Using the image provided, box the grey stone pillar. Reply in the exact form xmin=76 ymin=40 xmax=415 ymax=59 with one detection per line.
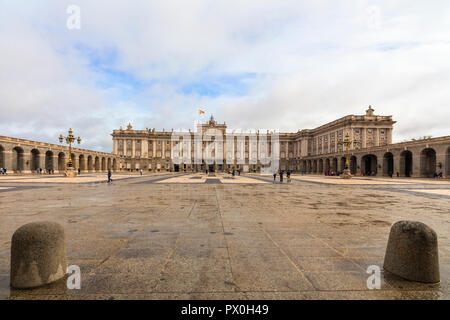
xmin=11 ymin=222 xmax=67 ymax=288
xmin=384 ymin=221 xmax=440 ymax=283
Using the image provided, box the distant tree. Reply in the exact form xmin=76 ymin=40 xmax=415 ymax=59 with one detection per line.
xmin=404 ymin=135 xmax=432 ymax=142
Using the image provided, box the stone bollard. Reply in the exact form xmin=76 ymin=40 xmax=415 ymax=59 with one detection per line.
xmin=11 ymin=222 xmax=67 ymax=289
xmin=383 ymin=221 xmax=439 ymax=283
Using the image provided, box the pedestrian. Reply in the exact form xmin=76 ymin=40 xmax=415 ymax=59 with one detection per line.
xmin=273 ymin=172 xmax=276 ymax=181
xmin=107 ymin=169 xmax=112 ymax=183
xmin=232 ymin=169 xmax=235 ymax=178
xmin=279 ymin=170 xmax=283 ymax=182
xmin=287 ymin=170 xmax=291 ymax=183
xmin=78 ymin=168 xmax=81 ymax=175
xmin=140 ymin=169 xmax=143 ymax=175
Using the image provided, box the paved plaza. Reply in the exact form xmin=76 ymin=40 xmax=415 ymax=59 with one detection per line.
xmin=0 ymin=173 xmax=449 ymax=300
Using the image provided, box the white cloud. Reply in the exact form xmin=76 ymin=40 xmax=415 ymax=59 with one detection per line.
xmin=0 ymin=0 xmax=449 ymax=152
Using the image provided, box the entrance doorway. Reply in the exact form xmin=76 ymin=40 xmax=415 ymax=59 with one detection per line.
xmin=400 ymin=150 xmax=413 ymax=177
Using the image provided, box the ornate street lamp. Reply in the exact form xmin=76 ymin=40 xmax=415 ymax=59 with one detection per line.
xmin=338 ymin=132 xmax=358 ymax=179
xmin=59 ymin=128 xmax=81 ymax=177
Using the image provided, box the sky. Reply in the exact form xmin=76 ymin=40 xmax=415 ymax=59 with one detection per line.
xmin=1 ymin=1 xmax=450 ymax=152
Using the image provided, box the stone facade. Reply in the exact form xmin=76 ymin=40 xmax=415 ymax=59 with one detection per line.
xmin=0 ymin=136 xmax=120 ymax=174
xmin=111 ymin=106 xmax=450 ymax=178
xmin=112 ymin=106 xmax=450 ymax=177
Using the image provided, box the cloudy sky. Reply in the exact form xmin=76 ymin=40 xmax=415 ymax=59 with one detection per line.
xmin=1 ymin=1 xmax=449 ymax=152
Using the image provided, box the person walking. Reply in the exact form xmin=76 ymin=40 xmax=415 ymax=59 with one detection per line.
xmin=287 ymin=170 xmax=291 ymax=183
xmin=273 ymin=172 xmax=276 ymax=181
xmin=232 ymin=169 xmax=235 ymax=178
xmin=279 ymin=170 xmax=284 ymax=182
xmin=140 ymin=169 xmax=143 ymax=176
xmin=107 ymin=170 xmax=112 ymax=183
xmin=78 ymin=168 xmax=81 ymax=175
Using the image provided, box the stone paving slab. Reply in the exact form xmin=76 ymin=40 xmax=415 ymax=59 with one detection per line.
xmin=0 ymin=174 xmax=142 ymax=184
xmin=0 ymin=173 xmax=449 ymax=300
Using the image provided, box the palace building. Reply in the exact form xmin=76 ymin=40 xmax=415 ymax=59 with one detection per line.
xmin=111 ymin=106 xmax=450 ymax=177
xmin=1 ymin=106 xmax=449 ymax=177
xmin=111 ymin=106 xmax=427 ymax=174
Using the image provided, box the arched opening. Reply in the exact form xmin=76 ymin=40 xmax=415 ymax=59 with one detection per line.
xmin=79 ymin=155 xmax=85 ymax=171
xmin=340 ymin=157 xmax=346 ymax=172
xmin=45 ymin=151 xmax=53 ymax=173
xmin=71 ymin=153 xmax=76 ymax=169
xmin=95 ymin=156 xmax=100 ymax=171
xmin=420 ymin=148 xmax=436 ymax=178
xmin=30 ymin=149 xmax=40 ymax=171
xmin=107 ymin=158 xmax=111 ymax=170
xmin=383 ymin=152 xmax=394 ymax=176
xmin=332 ymin=158 xmax=338 ymax=172
xmin=350 ymin=156 xmax=357 ymax=174
xmin=101 ymin=157 xmax=106 ymax=171
xmin=12 ymin=147 xmax=24 ymax=172
xmin=446 ymin=147 xmax=450 ymax=177
xmin=325 ymin=158 xmax=331 ymax=173
xmin=307 ymin=160 xmax=311 ymax=173
xmin=312 ymin=160 xmax=317 ymax=173
xmin=113 ymin=158 xmax=117 ymax=171
xmin=87 ymin=156 xmax=93 ymax=172
xmin=362 ymin=154 xmax=377 ymax=176
xmin=58 ymin=152 xmax=66 ymax=171
xmin=0 ymin=145 xmax=4 ymax=168
xmin=318 ymin=159 xmax=323 ymax=173
xmin=400 ymin=150 xmax=413 ymax=177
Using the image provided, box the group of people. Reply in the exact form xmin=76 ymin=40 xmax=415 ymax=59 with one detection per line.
xmin=434 ymin=171 xmax=443 ymax=179
xmin=0 ymin=168 xmax=7 ymax=175
xmin=35 ymin=168 xmax=55 ymax=174
xmin=324 ymin=170 xmax=340 ymax=176
xmin=230 ymin=169 xmax=240 ymax=177
xmin=273 ymin=170 xmax=291 ymax=183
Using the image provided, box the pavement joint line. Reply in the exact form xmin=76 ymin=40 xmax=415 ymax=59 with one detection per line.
xmin=259 ymin=227 xmax=316 ymax=290
xmin=213 ymin=185 xmax=243 ymax=295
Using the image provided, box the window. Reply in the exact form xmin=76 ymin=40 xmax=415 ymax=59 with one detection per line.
xmin=355 ymin=128 xmax=360 ymax=133
xmin=166 ymin=141 xmax=170 ymax=145
xmin=380 ymin=129 xmax=385 ymax=134
xmin=368 ymin=129 xmax=373 ymax=134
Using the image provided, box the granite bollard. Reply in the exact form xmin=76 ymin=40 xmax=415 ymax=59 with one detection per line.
xmin=11 ymin=222 xmax=67 ymax=289
xmin=383 ymin=220 xmax=439 ymax=283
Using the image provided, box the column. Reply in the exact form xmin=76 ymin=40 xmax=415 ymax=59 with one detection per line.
xmin=374 ymin=128 xmax=379 ymax=147
xmin=162 ymin=140 xmax=166 ymax=159
xmin=393 ymin=154 xmax=400 ymax=177
xmin=38 ymin=153 xmax=46 ymax=171
xmin=285 ymin=142 xmax=289 ymax=160
xmin=335 ymin=132 xmax=338 ymax=153
xmin=387 ymin=128 xmax=393 ymax=144
xmin=361 ymin=128 xmax=366 ymax=149
xmin=113 ymin=139 xmax=118 ymax=154
xmin=82 ymin=157 xmax=88 ymax=173
xmin=4 ymin=150 xmax=12 ymax=171
xmin=153 ymin=140 xmax=156 ymax=158
xmin=22 ymin=152 xmax=31 ymax=174
xmin=142 ymin=139 xmax=148 ymax=158
xmin=123 ymin=141 xmax=127 ymax=157
xmin=52 ymin=155 xmax=59 ymax=172
xmin=132 ymin=139 xmax=136 ymax=158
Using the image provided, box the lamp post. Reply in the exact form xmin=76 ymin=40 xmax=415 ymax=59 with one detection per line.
xmin=59 ymin=128 xmax=81 ymax=177
xmin=338 ymin=132 xmax=358 ymax=179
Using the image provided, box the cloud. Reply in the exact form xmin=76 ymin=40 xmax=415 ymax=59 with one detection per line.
xmin=0 ymin=1 xmax=449 ymax=152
